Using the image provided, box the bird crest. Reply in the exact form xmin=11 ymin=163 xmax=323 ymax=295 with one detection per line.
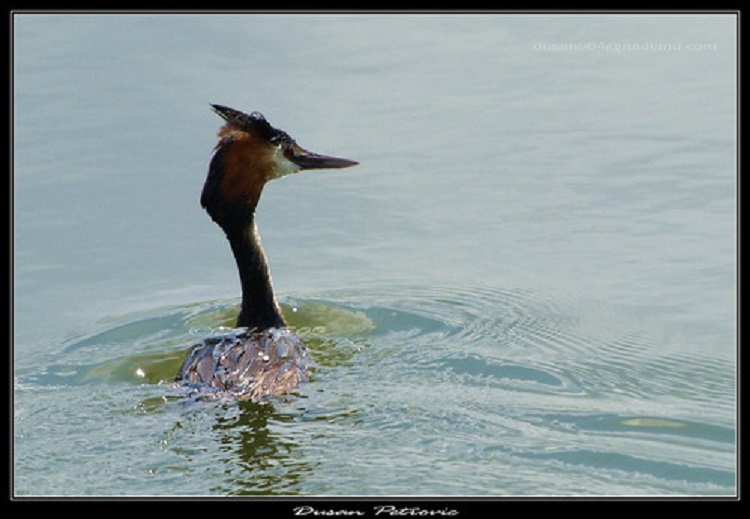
xmin=210 ymin=104 xmax=293 ymax=145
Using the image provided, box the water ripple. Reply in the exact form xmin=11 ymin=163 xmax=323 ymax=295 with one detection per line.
xmin=16 ymin=283 xmax=736 ymax=496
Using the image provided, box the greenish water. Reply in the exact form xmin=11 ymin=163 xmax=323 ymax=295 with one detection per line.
xmin=13 ymin=13 xmax=736 ymax=497
xmin=14 ymin=286 xmax=736 ymax=496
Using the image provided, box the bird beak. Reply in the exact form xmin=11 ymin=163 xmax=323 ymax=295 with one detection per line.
xmin=290 ymin=147 xmax=359 ymax=170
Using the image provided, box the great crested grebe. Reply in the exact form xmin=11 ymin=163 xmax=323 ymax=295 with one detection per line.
xmin=176 ymin=104 xmax=358 ymax=401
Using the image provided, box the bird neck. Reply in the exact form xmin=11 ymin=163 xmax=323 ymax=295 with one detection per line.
xmin=201 ymin=140 xmax=287 ymax=330
xmin=224 ymin=213 xmax=287 ymax=330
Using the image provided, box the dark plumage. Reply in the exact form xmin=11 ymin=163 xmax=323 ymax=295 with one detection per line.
xmin=176 ymin=105 xmax=358 ymax=401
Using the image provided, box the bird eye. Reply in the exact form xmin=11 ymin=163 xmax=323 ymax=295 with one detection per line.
xmin=283 ymin=147 xmax=294 ymax=159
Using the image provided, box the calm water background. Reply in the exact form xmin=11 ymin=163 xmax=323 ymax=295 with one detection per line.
xmin=13 ymin=13 xmax=736 ymax=497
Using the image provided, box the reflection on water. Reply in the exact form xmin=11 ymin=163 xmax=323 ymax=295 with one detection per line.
xmin=211 ymin=402 xmax=307 ymax=496
xmin=14 ymin=285 xmax=736 ymax=495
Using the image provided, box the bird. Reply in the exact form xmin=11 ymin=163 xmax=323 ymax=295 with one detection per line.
xmin=176 ymin=104 xmax=358 ymax=401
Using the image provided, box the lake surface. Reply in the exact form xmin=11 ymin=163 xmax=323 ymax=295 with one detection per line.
xmin=13 ymin=13 xmax=737 ymax=498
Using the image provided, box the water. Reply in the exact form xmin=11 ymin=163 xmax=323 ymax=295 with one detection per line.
xmin=13 ymin=13 xmax=736 ymax=497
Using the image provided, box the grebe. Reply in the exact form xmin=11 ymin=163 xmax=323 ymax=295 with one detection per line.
xmin=176 ymin=104 xmax=358 ymax=401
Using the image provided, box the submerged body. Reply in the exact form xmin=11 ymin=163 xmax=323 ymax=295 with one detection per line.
xmin=179 ymin=327 xmax=309 ymax=401
xmin=176 ymin=105 xmax=357 ymax=401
